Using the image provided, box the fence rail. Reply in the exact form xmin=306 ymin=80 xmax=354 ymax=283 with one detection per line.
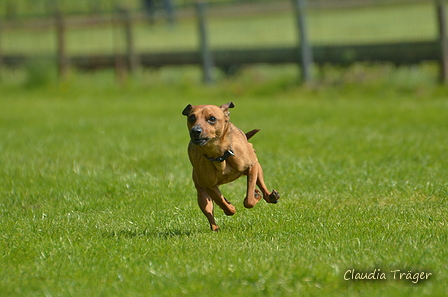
xmin=3 ymin=41 xmax=440 ymax=67
xmin=0 ymin=0 xmax=435 ymax=19
xmin=0 ymin=0 xmax=447 ymax=84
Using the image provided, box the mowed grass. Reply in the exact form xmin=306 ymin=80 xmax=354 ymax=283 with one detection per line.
xmin=0 ymin=66 xmax=448 ymax=296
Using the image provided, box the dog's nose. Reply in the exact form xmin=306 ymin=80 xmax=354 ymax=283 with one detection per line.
xmin=190 ymin=125 xmax=202 ymax=137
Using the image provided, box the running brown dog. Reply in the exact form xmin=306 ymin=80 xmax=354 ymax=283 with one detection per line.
xmin=182 ymin=102 xmax=280 ymax=231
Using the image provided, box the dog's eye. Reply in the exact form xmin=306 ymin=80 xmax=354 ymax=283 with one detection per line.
xmin=208 ymin=116 xmax=216 ymax=124
xmin=188 ymin=115 xmax=196 ymax=123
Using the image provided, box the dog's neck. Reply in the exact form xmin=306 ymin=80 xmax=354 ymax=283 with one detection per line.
xmin=204 ymin=149 xmax=234 ymax=162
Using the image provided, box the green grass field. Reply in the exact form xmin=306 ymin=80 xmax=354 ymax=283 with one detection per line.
xmin=0 ymin=65 xmax=447 ymax=296
xmin=2 ymin=2 xmax=437 ymax=55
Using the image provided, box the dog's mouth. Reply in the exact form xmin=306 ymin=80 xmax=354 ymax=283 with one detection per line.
xmin=191 ymin=137 xmax=210 ymax=146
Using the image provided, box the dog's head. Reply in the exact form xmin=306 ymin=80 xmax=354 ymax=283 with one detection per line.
xmin=182 ymin=102 xmax=234 ymax=146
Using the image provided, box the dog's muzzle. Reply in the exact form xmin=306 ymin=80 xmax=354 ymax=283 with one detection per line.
xmin=190 ymin=125 xmax=209 ymax=146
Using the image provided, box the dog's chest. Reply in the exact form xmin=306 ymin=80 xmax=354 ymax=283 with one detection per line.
xmin=194 ymin=158 xmax=245 ymax=187
xmin=212 ymin=160 xmax=233 ymax=175
xmin=215 ymin=161 xmax=245 ymax=185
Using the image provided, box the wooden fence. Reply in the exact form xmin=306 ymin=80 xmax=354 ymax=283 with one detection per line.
xmin=1 ymin=0 xmax=448 ymax=84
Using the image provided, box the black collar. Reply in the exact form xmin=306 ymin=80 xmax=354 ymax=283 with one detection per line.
xmin=205 ymin=149 xmax=235 ymax=162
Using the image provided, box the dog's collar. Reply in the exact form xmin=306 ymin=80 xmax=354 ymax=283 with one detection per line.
xmin=204 ymin=149 xmax=235 ymax=162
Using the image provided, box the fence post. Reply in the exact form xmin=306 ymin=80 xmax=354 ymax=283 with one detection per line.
xmin=55 ymin=11 xmax=69 ymax=80
xmin=437 ymin=0 xmax=448 ymax=84
xmin=293 ymin=0 xmax=313 ymax=84
xmin=112 ymin=7 xmax=127 ymax=84
xmin=121 ymin=8 xmax=139 ymax=76
xmin=197 ymin=1 xmax=214 ymax=84
xmin=0 ymin=20 xmax=3 ymax=80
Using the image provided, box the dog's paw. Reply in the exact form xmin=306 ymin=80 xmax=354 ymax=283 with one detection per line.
xmin=268 ymin=190 xmax=280 ymax=204
xmin=254 ymin=189 xmax=262 ymax=201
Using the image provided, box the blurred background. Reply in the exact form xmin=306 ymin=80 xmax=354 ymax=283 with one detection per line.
xmin=0 ymin=0 xmax=443 ymax=84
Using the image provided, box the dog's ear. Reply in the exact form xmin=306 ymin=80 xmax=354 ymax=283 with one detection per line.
xmin=182 ymin=104 xmax=194 ymax=116
xmin=220 ymin=102 xmax=235 ymax=111
xmin=220 ymin=102 xmax=234 ymax=118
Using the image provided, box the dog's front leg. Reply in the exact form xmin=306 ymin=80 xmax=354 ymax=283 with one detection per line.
xmin=244 ymin=163 xmax=263 ymax=208
xmin=204 ymin=186 xmax=236 ymax=217
xmin=245 ymin=162 xmax=280 ymax=207
xmin=195 ymin=183 xmax=219 ymax=231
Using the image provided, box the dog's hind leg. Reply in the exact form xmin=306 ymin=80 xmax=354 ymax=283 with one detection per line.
xmin=253 ymin=162 xmax=280 ymax=204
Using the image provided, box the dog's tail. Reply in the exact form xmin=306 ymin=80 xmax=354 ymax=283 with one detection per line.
xmin=245 ymin=129 xmax=260 ymax=140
